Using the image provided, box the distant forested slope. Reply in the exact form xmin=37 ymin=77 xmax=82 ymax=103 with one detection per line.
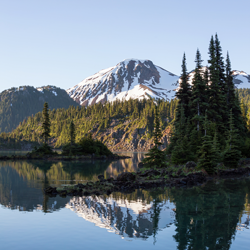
xmin=238 ymin=88 xmax=250 ymax=108
xmin=5 ymin=98 xmax=178 ymax=150
xmin=0 ymin=85 xmax=79 ymax=133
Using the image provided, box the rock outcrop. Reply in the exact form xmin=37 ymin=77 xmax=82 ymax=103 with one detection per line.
xmin=89 ymin=118 xmax=171 ymax=152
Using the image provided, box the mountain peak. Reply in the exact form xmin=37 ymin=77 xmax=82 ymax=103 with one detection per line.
xmin=67 ymin=59 xmax=179 ymax=106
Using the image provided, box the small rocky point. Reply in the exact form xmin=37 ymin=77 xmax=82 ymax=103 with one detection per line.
xmin=44 ymin=166 xmax=250 ymax=197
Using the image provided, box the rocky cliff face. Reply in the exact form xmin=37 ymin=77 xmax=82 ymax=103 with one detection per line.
xmin=67 ymin=59 xmax=179 ymax=106
xmin=89 ymin=118 xmax=171 ymax=152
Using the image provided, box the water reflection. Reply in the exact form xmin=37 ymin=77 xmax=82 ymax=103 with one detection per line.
xmin=0 ymin=155 xmax=250 ymax=249
xmin=0 ymin=153 xmax=142 ymax=212
xmin=66 ymin=189 xmax=175 ymax=240
xmin=65 ymin=179 xmax=250 ymax=249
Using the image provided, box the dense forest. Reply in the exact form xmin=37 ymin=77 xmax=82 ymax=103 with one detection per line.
xmin=0 ymin=98 xmax=178 ymax=149
xmin=168 ymin=34 xmax=250 ymax=172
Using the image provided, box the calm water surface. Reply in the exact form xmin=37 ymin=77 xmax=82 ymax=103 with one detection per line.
xmin=0 ymin=152 xmax=250 ymax=250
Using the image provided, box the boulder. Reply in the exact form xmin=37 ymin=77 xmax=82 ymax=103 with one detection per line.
xmin=107 ymin=177 xmax=114 ymax=182
xmin=44 ymin=186 xmax=57 ymax=194
xmin=116 ymin=172 xmax=136 ymax=182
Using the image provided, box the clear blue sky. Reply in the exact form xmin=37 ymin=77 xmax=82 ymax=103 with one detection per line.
xmin=0 ymin=0 xmax=249 ymax=92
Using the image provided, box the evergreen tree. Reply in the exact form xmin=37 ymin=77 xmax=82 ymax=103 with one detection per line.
xmin=41 ymin=102 xmax=50 ymax=144
xmin=197 ymin=116 xmax=220 ymax=174
xmin=207 ymin=35 xmax=227 ymax=133
xmin=170 ymin=105 xmax=195 ymax=163
xmin=223 ymin=109 xmax=241 ymax=168
xmin=190 ymin=49 xmax=208 ymax=131
xmin=171 ymin=135 xmax=194 ymax=164
xmin=175 ymin=53 xmax=191 ymax=120
xmin=168 ymin=54 xmax=191 ymax=153
xmin=69 ymin=120 xmax=76 ymax=145
xmin=142 ymin=107 xmax=166 ymax=168
xmin=225 ymin=53 xmax=246 ymax=138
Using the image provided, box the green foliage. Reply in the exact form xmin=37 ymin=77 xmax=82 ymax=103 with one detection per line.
xmin=190 ymin=49 xmax=208 ymax=130
xmin=171 ymin=135 xmax=195 ymax=164
xmin=30 ymin=143 xmax=57 ymax=156
xmin=223 ymin=110 xmax=241 ymax=168
xmin=241 ymin=137 xmax=250 ymax=158
xmin=197 ymin=134 xmax=220 ymax=174
xmin=69 ymin=121 xmax=76 ymax=145
xmin=142 ymin=107 xmax=167 ymax=168
xmin=2 ymin=98 xmax=178 ymax=149
xmin=62 ymin=134 xmax=112 ymax=156
xmin=169 ymin=34 xmax=248 ymax=173
xmin=41 ymin=102 xmax=50 ymax=144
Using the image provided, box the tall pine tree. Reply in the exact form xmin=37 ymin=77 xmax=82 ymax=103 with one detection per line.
xmin=41 ymin=102 xmax=51 ymax=144
xmin=223 ymin=109 xmax=241 ymax=168
xmin=175 ymin=53 xmax=191 ymax=120
xmin=190 ymin=49 xmax=208 ymax=131
xmin=207 ymin=35 xmax=227 ymax=133
xmin=69 ymin=120 xmax=76 ymax=145
xmin=143 ymin=106 xmax=166 ymax=168
xmin=225 ymin=52 xmax=246 ymax=138
xmin=168 ymin=54 xmax=191 ymax=154
xmin=197 ymin=115 xmax=220 ymax=174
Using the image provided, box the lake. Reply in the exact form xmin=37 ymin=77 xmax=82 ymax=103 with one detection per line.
xmin=0 ymin=152 xmax=250 ymax=250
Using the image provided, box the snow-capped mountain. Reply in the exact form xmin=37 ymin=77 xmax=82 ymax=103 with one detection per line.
xmin=232 ymin=70 xmax=250 ymax=88
xmin=67 ymin=60 xmax=250 ymax=106
xmin=66 ymin=195 xmax=175 ymax=239
xmin=186 ymin=67 xmax=250 ymax=88
xmin=67 ymin=59 xmax=179 ymax=106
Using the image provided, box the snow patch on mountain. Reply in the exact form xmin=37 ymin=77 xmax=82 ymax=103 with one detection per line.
xmin=66 ymin=195 xmax=175 ymax=239
xmin=52 ymin=90 xmax=57 ymax=96
xmin=67 ymin=59 xmax=179 ymax=106
xmin=232 ymin=70 xmax=250 ymax=88
xmin=185 ymin=68 xmax=250 ymax=89
xmin=67 ymin=60 xmax=250 ymax=106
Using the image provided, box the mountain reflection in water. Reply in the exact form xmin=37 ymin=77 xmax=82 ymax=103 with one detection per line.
xmin=0 ymin=154 xmax=250 ymax=249
xmin=66 ymin=190 xmax=175 ymax=239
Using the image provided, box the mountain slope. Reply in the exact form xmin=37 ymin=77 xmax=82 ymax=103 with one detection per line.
xmin=67 ymin=60 xmax=250 ymax=107
xmin=67 ymin=59 xmax=179 ymax=106
xmin=186 ymin=67 xmax=250 ymax=88
xmin=232 ymin=70 xmax=250 ymax=88
xmin=6 ymin=98 xmax=177 ymax=150
xmin=0 ymin=85 xmax=79 ymax=133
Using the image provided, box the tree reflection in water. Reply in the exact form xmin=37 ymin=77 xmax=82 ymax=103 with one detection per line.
xmin=66 ymin=179 xmax=250 ymax=249
xmin=171 ymin=179 xmax=250 ymax=250
xmin=0 ymin=159 xmax=250 ymax=249
xmin=0 ymin=155 xmax=141 ymax=212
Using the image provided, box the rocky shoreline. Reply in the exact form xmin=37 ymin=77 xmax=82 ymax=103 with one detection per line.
xmin=44 ymin=165 xmax=250 ymax=197
xmin=0 ymin=154 xmax=130 ymax=161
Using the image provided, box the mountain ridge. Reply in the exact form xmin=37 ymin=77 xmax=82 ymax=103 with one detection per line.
xmin=67 ymin=59 xmax=250 ymax=106
xmin=0 ymin=85 xmax=79 ymax=133
xmin=67 ymin=59 xmax=180 ymax=106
